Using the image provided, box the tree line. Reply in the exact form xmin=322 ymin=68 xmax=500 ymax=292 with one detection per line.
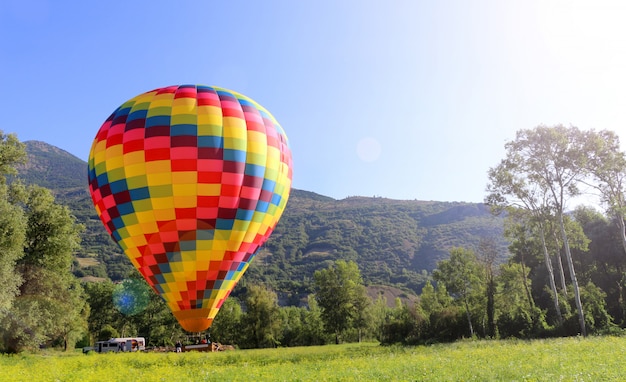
xmin=484 ymin=125 xmax=626 ymax=337
xmin=83 ymin=260 xmax=371 ymax=349
xmin=381 ymin=125 xmax=626 ymax=343
xmin=0 ymin=133 xmax=86 ymax=353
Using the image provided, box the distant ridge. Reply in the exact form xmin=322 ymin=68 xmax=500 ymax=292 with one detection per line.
xmin=19 ymin=140 xmax=86 ymax=190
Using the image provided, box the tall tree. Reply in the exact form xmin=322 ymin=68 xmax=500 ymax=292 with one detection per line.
xmin=300 ymin=294 xmax=327 ymax=346
xmin=210 ymin=297 xmax=242 ymax=345
xmin=55 ymin=277 xmax=89 ymax=351
xmin=503 ymin=223 xmax=538 ymax=316
xmin=496 ymin=261 xmax=543 ymax=338
xmin=351 ymin=283 xmax=372 ymax=343
xmin=420 ymin=280 xmax=452 ymax=316
xmin=0 ymin=184 xmax=26 ymax=320
xmin=572 ymin=206 xmax=625 ymax=324
xmin=489 ymin=125 xmax=593 ymax=336
xmin=0 ymin=131 xmax=26 ymax=184
xmin=477 ymin=237 xmax=499 ymax=337
xmin=279 ymin=306 xmax=305 ymax=347
xmin=584 ymin=129 xmax=626 ymax=254
xmin=242 ymin=285 xmax=281 ymax=348
xmin=0 ymin=135 xmax=28 ymax=352
xmin=3 ymin=185 xmax=86 ymax=352
xmin=371 ymin=294 xmax=390 ymax=343
xmin=83 ymin=281 xmax=121 ymax=341
xmin=487 ymin=152 xmax=564 ymax=324
xmin=314 ymin=260 xmax=369 ymax=344
xmin=523 ymin=126 xmax=592 ymax=335
xmin=433 ymin=247 xmax=483 ymax=337
xmin=0 ymin=132 xmax=26 ymax=323
xmin=21 ymin=186 xmax=84 ymax=272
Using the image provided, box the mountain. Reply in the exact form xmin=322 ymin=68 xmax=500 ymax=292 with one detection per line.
xmin=18 ymin=141 xmax=87 ymax=189
xmin=17 ymin=141 xmax=508 ymax=301
xmin=256 ymin=192 xmax=507 ymax=297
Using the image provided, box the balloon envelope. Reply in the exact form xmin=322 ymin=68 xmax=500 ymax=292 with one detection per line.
xmin=88 ymin=85 xmax=292 ymax=332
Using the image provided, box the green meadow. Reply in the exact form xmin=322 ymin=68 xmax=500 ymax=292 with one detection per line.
xmin=2 ymin=336 xmax=625 ymax=381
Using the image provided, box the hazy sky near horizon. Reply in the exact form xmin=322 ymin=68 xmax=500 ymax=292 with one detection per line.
xmin=2 ymin=0 xmax=626 ymax=203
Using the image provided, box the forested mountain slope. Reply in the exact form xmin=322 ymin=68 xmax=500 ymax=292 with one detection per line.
xmin=255 ymin=191 xmax=507 ymax=295
xmin=17 ymin=141 xmax=508 ymax=297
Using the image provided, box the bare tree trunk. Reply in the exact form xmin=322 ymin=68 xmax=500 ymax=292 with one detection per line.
xmin=540 ymin=226 xmax=563 ymax=324
xmin=558 ymin=211 xmax=587 ymax=336
xmin=616 ymin=216 xmax=626 ymax=255
xmin=486 ymin=276 xmax=496 ymax=337
xmin=553 ymin=232 xmax=568 ymax=295
xmin=519 ymin=247 xmax=536 ymax=310
xmin=463 ymin=296 xmax=474 ymax=337
xmin=478 ymin=237 xmax=498 ymax=338
xmin=557 ymin=250 xmax=568 ymax=295
xmin=617 ymin=279 xmax=625 ymax=325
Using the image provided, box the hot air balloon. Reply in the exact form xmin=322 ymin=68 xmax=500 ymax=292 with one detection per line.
xmin=87 ymin=85 xmax=292 ymax=332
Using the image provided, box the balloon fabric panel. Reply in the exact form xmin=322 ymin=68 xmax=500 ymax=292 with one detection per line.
xmin=88 ymin=85 xmax=292 ymax=332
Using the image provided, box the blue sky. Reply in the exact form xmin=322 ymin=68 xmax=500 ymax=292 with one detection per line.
xmin=2 ymin=0 xmax=626 ymax=203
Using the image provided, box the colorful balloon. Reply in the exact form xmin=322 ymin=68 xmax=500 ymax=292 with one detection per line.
xmin=88 ymin=85 xmax=292 ymax=332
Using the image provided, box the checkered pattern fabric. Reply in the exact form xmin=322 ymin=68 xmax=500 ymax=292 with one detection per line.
xmin=88 ymin=85 xmax=292 ymax=332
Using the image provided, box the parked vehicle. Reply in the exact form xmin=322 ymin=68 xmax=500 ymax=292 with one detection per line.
xmin=83 ymin=337 xmax=146 ymax=353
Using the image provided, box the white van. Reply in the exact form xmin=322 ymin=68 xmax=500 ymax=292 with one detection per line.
xmin=84 ymin=337 xmax=146 ymax=353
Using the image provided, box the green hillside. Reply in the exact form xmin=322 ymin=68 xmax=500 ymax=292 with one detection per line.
xmin=19 ymin=141 xmax=86 ymax=189
xmin=17 ymin=141 xmax=507 ymax=298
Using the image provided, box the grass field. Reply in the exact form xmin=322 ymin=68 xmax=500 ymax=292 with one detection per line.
xmin=1 ymin=336 xmax=626 ymax=381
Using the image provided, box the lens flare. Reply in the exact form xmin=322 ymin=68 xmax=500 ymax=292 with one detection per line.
xmin=112 ymin=279 xmax=151 ymax=316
